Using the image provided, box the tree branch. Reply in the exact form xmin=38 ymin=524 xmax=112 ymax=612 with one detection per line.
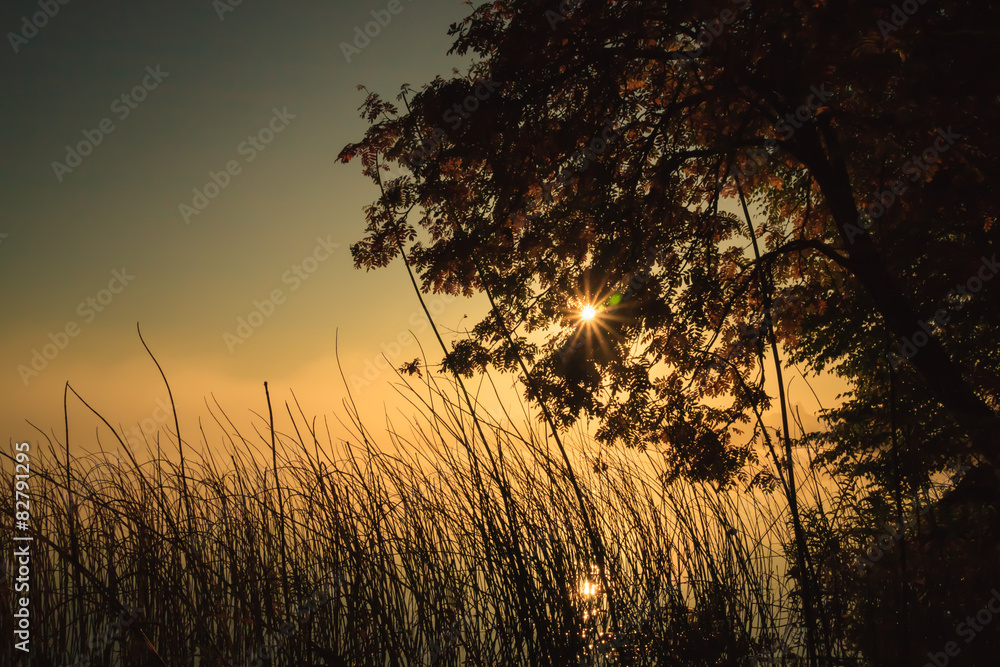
xmin=754 ymin=239 xmax=853 ymax=272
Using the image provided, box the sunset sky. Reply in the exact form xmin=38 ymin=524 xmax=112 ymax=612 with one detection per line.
xmin=1 ymin=0 xmax=838 ymax=462
xmin=1 ymin=0 xmax=494 ymax=458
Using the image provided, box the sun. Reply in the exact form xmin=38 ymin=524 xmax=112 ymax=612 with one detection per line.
xmin=580 ymin=305 xmax=597 ymax=321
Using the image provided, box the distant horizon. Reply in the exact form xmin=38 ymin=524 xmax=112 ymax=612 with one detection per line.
xmin=0 ymin=0 xmax=477 ymax=451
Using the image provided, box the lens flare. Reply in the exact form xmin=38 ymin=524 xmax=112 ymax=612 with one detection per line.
xmin=580 ymin=305 xmax=597 ymax=321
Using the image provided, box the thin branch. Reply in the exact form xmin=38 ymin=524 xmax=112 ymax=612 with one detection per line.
xmin=755 ymin=238 xmax=853 ymax=272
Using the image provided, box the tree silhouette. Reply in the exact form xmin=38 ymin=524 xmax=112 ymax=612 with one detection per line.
xmin=339 ymin=0 xmax=1000 ymax=492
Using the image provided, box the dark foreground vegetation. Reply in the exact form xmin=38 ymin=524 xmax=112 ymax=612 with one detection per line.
xmin=1 ymin=362 xmax=998 ymax=666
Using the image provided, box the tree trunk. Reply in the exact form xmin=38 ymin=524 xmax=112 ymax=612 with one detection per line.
xmin=795 ymin=122 xmax=998 ymax=464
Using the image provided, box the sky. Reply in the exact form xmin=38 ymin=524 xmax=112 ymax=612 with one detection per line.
xmin=0 ymin=0 xmax=840 ymax=468
xmin=0 ymin=0 xmax=492 ymax=461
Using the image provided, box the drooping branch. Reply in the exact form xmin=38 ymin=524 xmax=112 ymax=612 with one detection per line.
xmin=754 ymin=239 xmax=853 ymax=272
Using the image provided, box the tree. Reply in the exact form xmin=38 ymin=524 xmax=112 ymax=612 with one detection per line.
xmin=340 ymin=4 xmax=1000 ymax=663
xmin=340 ymin=0 xmax=1000 ymax=487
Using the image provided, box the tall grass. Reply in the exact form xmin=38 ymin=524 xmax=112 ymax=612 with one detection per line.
xmin=2 ymin=354 xmax=904 ymax=667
